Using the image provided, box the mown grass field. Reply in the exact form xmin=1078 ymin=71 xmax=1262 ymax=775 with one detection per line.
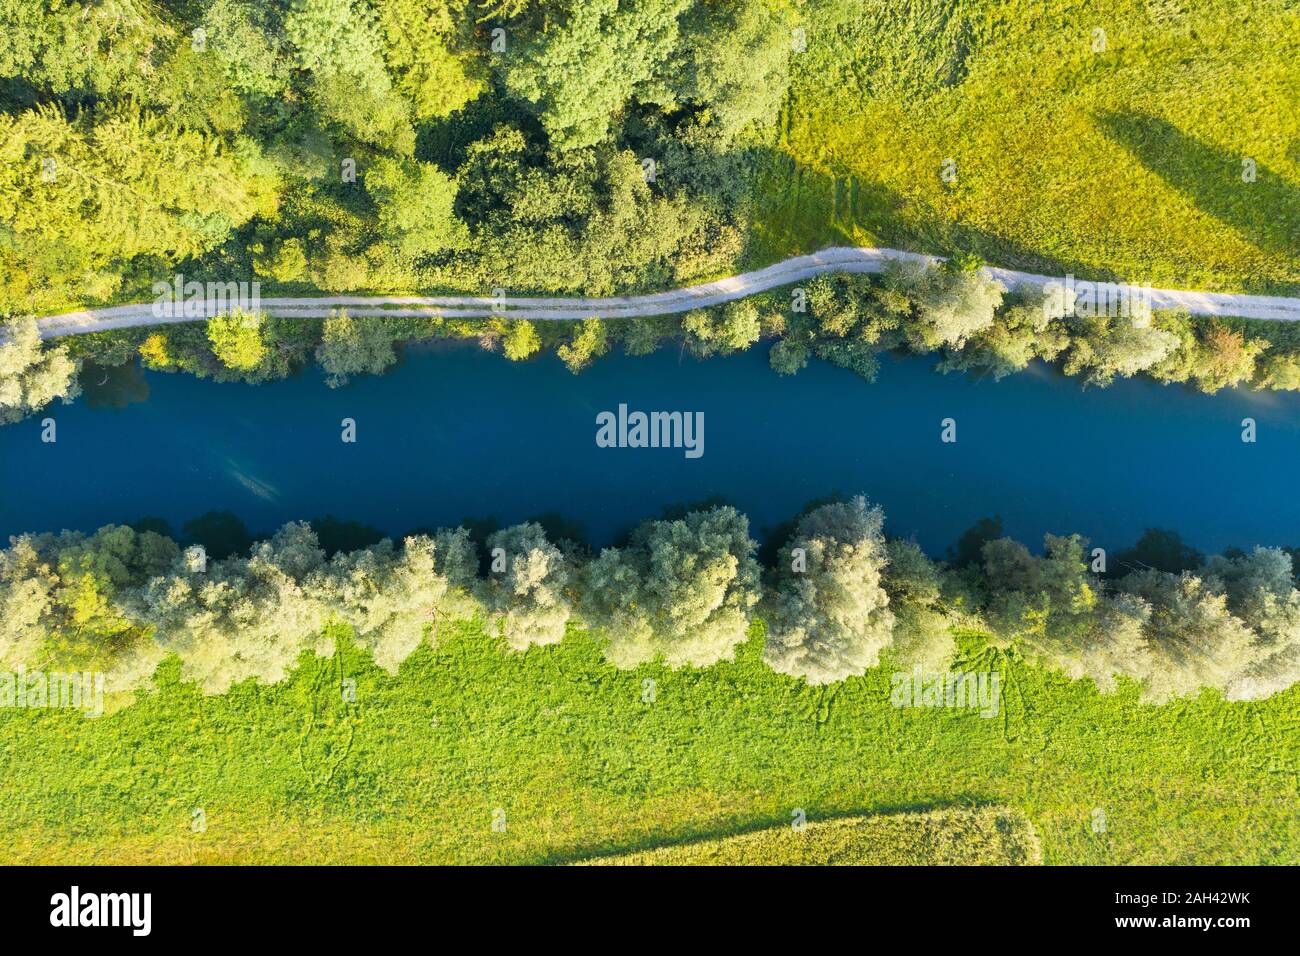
xmin=1 ymin=622 xmax=1295 ymax=865
xmin=750 ymin=0 xmax=1300 ymax=293
xmin=583 ymin=806 xmax=1042 ymax=865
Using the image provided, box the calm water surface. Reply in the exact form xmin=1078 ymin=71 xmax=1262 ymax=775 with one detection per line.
xmin=2 ymin=344 xmax=1297 ymax=555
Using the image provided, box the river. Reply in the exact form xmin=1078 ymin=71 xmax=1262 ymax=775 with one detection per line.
xmin=2 ymin=343 xmax=1297 ymax=557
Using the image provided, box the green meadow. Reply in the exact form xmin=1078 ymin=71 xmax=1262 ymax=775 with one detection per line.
xmin=1 ymin=623 xmax=1294 ymax=865
xmin=752 ymin=0 xmax=1300 ymax=292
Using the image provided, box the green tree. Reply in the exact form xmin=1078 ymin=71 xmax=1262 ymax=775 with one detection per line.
xmin=885 ymin=259 xmax=1004 ymax=351
xmin=315 ymin=311 xmax=399 ymax=387
xmin=373 ymin=0 xmax=485 ymax=120
xmin=1118 ymin=568 xmax=1259 ymax=702
xmin=139 ymin=522 xmax=333 ymax=694
xmin=557 ymin=317 xmax=608 ymax=373
xmin=981 ymin=534 xmax=1154 ymax=692
xmin=366 ymin=157 xmax=468 ymax=258
xmin=0 ymin=0 xmax=173 ymax=97
xmin=673 ymin=0 xmax=792 ymax=144
xmin=319 ymin=530 xmax=478 ymax=672
xmin=1061 ymin=314 xmax=1179 ymax=386
xmin=501 ymin=320 xmax=541 ymax=361
xmin=0 ymin=103 xmax=276 ymax=313
xmin=253 ymin=238 xmax=308 ymax=284
xmin=683 ymin=299 xmax=761 ymax=356
xmin=1257 ymin=350 xmax=1300 ymax=390
xmin=502 ymin=0 xmax=692 ymax=150
xmin=581 ymin=506 xmax=760 ymax=668
xmin=0 ymin=317 xmax=80 ymax=425
xmin=1205 ymin=548 xmax=1300 ymax=702
xmin=481 ymin=523 xmax=573 ymax=650
xmin=207 ymin=309 xmax=269 ymax=373
xmin=765 ymin=497 xmax=896 ymax=684
xmin=285 ymin=0 xmax=416 ymax=152
xmin=882 ymin=539 xmax=956 ymax=672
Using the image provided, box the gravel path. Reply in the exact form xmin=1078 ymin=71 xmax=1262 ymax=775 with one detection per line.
xmin=33 ymin=246 xmax=1300 ymax=340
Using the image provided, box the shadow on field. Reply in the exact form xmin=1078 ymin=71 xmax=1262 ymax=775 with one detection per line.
xmin=748 ymin=151 xmax=1124 ymax=280
xmin=1098 ymin=111 xmax=1300 ymax=259
xmin=536 ymin=797 xmax=995 ymax=866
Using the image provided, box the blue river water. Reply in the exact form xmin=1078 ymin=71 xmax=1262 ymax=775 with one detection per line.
xmin=2 ymin=343 xmax=1298 ymax=556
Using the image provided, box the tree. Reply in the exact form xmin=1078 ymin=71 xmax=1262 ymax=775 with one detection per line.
xmin=201 ymin=0 xmax=289 ymax=98
xmin=948 ymin=516 xmax=1003 ymax=568
xmin=284 ymin=0 xmax=416 ymax=152
xmin=557 ymin=318 xmax=608 ymax=373
xmin=1191 ymin=323 xmax=1266 ymax=393
xmin=580 ymin=506 xmax=760 ymax=668
xmin=501 ymin=320 xmax=541 ymax=361
xmin=0 ymin=535 xmax=54 ymax=671
xmin=981 ymin=534 xmax=1154 ymax=692
xmin=938 ymin=287 xmax=1071 ymax=380
xmin=885 ymin=259 xmax=1003 ymax=351
xmin=373 ymin=0 xmax=485 ymax=120
xmin=0 ymin=317 xmax=80 ymax=424
xmin=1061 ymin=313 xmax=1179 ymax=386
xmin=138 ymin=522 xmax=333 ymax=694
xmin=0 ymin=0 xmax=173 ymax=97
xmin=769 ymin=336 xmax=809 ymax=375
xmin=315 ymin=311 xmax=399 ymax=387
xmin=446 ymin=127 xmax=706 ymax=296
xmin=0 ymin=103 xmax=276 ymax=314
xmin=502 ymin=0 xmax=692 ymax=150
xmin=1205 ymin=548 xmax=1300 ymax=701
xmin=882 ymin=539 xmax=956 ymax=672
xmin=672 ymin=1 xmax=792 ymax=144
xmin=1117 ymin=568 xmax=1260 ymax=703
xmin=481 ymin=523 xmax=573 ymax=650
xmin=1113 ymin=528 xmax=1202 ymax=575
xmin=285 ymin=0 xmax=389 ymax=80
xmin=1257 ymin=350 xmax=1300 ymax=391
xmin=207 ymin=309 xmax=269 ymax=373
xmin=253 ymin=238 xmax=308 ymax=283
xmin=365 ymin=157 xmax=468 ymax=258
xmin=683 ymin=299 xmax=761 ymax=356
xmin=764 ymin=497 xmax=896 ymax=684
xmin=0 ymin=525 xmax=176 ymax=693
xmin=319 ymin=530 xmax=478 ymax=673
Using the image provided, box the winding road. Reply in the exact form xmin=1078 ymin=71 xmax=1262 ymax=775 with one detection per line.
xmin=33 ymin=246 xmax=1300 ymax=340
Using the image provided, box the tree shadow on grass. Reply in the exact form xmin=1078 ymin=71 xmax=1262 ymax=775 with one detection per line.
xmin=747 ymin=150 xmax=1124 ymax=281
xmin=1097 ymin=110 xmax=1300 ymax=260
xmin=535 ymin=796 xmax=996 ymax=866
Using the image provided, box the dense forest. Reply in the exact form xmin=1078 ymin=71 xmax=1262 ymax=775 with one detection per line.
xmin=1 ymin=0 xmax=791 ymax=316
xmin=3 ymin=497 xmax=1298 ymax=707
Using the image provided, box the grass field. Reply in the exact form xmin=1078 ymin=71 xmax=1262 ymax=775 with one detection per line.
xmin=583 ymin=806 xmax=1042 ymax=865
xmin=1 ymin=622 xmax=1295 ymax=865
xmin=750 ymin=0 xmax=1300 ymax=293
